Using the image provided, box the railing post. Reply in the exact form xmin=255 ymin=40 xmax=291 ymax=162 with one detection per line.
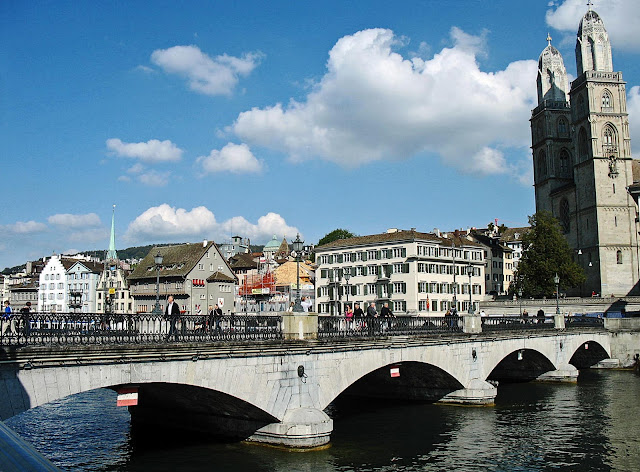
xmin=281 ymin=312 xmax=318 ymax=340
xmin=462 ymin=314 xmax=482 ymax=334
xmin=554 ymin=313 xmax=565 ymax=330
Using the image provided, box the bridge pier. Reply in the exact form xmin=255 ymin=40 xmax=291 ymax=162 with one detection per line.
xmin=439 ymin=379 xmax=497 ymax=406
xmin=536 ymin=363 xmax=579 ymax=383
xmin=248 ymin=408 xmax=333 ymax=449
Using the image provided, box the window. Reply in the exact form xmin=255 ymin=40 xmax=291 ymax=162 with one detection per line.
xmin=560 ymin=198 xmax=571 ymax=234
xmin=603 ymin=125 xmax=616 ymax=147
xmin=537 ymin=150 xmax=547 ymax=178
xmin=578 ymin=127 xmax=589 ymax=161
xmin=198 ymin=264 xmax=204 ymax=270
xmin=559 ymin=149 xmax=571 ymax=177
xmin=602 ymin=90 xmax=612 ymax=109
xmin=578 ymin=95 xmax=586 ymax=116
xmin=617 ymin=250 xmax=622 ymax=264
xmin=557 ymin=117 xmax=568 ymax=137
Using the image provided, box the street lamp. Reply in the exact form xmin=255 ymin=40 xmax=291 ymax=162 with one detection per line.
xmin=466 ymin=263 xmax=474 ymax=314
xmin=518 ymin=288 xmax=523 ymax=316
xmin=344 ymin=271 xmax=351 ymax=310
xmin=153 ymin=251 xmax=163 ymax=314
xmin=292 ymin=234 xmax=304 ymax=312
xmin=554 ymin=273 xmax=560 ymax=315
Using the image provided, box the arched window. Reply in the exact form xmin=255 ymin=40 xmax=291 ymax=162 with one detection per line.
xmin=560 ymin=199 xmax=570 ymax=234
xmin=557 ymin=117 xmax=568 ymax=137
xmin=578 ymin=95 xmax=586 ymax=117
xmin=602 ymin=90 xmax=612 ymax=109
xmin=537 ymin=150 xmax=547 ymax=179
xmin=559 ymin=149 xmax=571 ymax=177
xmin=603 ymin=125 xmax=616 ymax=146
xmin=617 ymin=250 xmax=622 ymax=265
xmin=578 ymin=127 xmax=589 ymax=161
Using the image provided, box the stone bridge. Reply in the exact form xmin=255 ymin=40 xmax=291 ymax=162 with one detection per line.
xmin=1 ymin=314 xmax=623 ymax=448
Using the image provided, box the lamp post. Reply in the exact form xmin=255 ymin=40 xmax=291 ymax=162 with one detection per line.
xmin=518 ymin=288 xmax=523 ymax=316
xmin=152 ymin=251 xmax=163 ymax=315
xmin=292 ymin=234 xmax=304 ymax=312
xmin=344 ymin=271 xmax=351 ymax=310
xmin=554 ymin=273 xmax=560 ymax=315
xmin=466 ymin=263 xmax=474 ymax=314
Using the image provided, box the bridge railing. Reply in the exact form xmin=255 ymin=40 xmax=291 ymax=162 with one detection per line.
xmin=317 ymin=316 xmax=461 ymax=338
xmin=482 ymin=315 xmax=556 ymax=332
xmin=0 ymin=312 xmax=283 ymax=346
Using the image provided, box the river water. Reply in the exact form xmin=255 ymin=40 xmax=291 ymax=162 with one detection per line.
xmin=6 ymin=370 xmax=640 ymax=472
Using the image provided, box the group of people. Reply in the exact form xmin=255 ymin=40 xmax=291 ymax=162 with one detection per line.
xmin=1 ymin=300 xmax=32 ymax=340
xmin=164 ymin=295 xmax=224 ymax=341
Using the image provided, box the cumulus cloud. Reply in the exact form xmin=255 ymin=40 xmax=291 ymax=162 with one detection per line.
xmin=106 ymin=138 xmax=183 ymax=163
xmin=137 ymin=170 xmax=171 ymax=187
xmin=628 ymin=86 xmax=640 ymax=158
xmin=546 ymin=0 xmax=640 ymax=52
xmin=124 ymin=204 xmax=299 ymax=244
xmin=151 ymin=45 xmax=264 ymax=96
xmin=196 ymin=142 xmax=263 ymax=174
xmin=4 ymin=220 xmax=48 ymax=234
xmin=48 ymin=213 xmax=102 ymax=228
xmin=230 ymin=27 xmax=537 ymax=177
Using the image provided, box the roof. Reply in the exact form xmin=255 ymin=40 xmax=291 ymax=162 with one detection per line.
xmin=263 ymin=235 xmax=281 ymax=250
xmin=67 ymin=260 xmax=104 ymax=274
xmin=207 ymin=271 xmax=236 ymax=283
xmin=315 ymin=229 xmax=483 ymax=251
xmin=228 ymin=252 xmax=257 ymax=270
xmin=128 ymin=241 xmax=216 ymax=280
xmin=500 ymin=227 xmax=531 ymax=243
xmin=632 ymin=160 xmax=640 ymax=183
xmin=274 ymin=261 xmax=314 ymax=285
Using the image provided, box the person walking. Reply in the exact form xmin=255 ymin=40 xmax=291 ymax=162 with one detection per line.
xmin=20 ymin=301 xmax=32 ymax=340
xmin=344 ymin=304 xmax=354 ymax=331
xmin=380 ymin=302 xmax=393 ymax=332
xmin=213 ymin=303 xmax=223 ymax=335
xmin=1 ymin=300 xmax=16 ymax=338
xmin=353 ymin=303 xmax=364 ymax=331
xmin=366 ymin=302 xmax=378 ymax=336
xmin=165 ymin=296 xmax=181 ymax=341
xmin=536 ymin=309 xmax=545 ymax=324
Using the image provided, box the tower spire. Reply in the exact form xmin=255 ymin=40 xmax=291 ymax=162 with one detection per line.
xmin=587 ymin=0 xmax=593 ymax=11
xmin=106 ymin=204 xmax=118 ymax=260
xmin=546 ymin=33 xmax=552 ymax=46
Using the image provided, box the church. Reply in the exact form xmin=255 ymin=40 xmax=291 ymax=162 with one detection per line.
xmin=531 ymin=4 xmax=640 ymax=297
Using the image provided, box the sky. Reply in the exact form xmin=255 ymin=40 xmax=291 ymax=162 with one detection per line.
xmin=2 ymin=0 xmax=640 ymax=270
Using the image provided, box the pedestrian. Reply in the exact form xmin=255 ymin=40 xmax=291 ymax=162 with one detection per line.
xmin=20 ymin=301 xmax=31 ymax=340
xmin=380 ymin=302 xmax=393 ymax=332
xmin=536 ymin=308 xmax=545 ymax=324
xmin=344 ymin=304 xmax=353 ymax=330
xmin=165 ymin=295 xmax=181 ymax=341
xmin=214 ymin=303 xmax=223 ymax=335
xmin=287 ymin=301 xmax=294 ymax=312
xmin=353 ymin=302 xmax=364 ymax=331
xmin=1 ymin=300 xmax=16 ymax=337
xmin=207 ymin=305 xmax=214 ymax=332
xmin=366 ymin=302 xmax=378 ymax=335
xmin=522 ymin=308 xmax=529 ymax=323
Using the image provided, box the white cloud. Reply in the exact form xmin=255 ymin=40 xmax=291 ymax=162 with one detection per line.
xmin=628 ymin=86 xmax=640 ymax=158
xmin=546 ymin=0 xmax=640 ymax=52
xmin=48 ymin=213 xmax=102 ymax=228
xmin=196 ymin=143 xmax=263 ymax=174
xmin=106 ymin=138 xmax=183 ymax=163
xmin=230 ymin=28 xmax=537 ymax=177
xmin=124 ymin=204 xmax=299 ymax=245
xmin=138 ymin=170 xmax=171 ymax=187
xmin=67 ymin=228 xmax=109 ymax=243
xmin=4 ymin=221 xmax=47 ymax=234
xmin=151 ymin=45 xmax=264 ymax=96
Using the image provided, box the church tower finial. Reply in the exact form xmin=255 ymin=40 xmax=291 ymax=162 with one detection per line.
xmin=106 ymin=204 xmax=118 ymax=261
xmin=547 ymin=33 xmax=552 ymax=46
xmin=587 ymin=0 xmax=593 ymax=11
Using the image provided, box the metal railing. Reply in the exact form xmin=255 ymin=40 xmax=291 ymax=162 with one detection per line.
xmin=0 ymin=312 xmax=282 ymax=346
xmin=317 ymin=316 xmax=461 ymax=339
xmin=482 ymin=315 xmax=556 ymax=332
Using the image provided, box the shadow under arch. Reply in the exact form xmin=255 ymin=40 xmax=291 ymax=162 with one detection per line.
xmin=336 ymin=361 xmax=465 ymax=403
xmin=0 ymin=347 xmax=31 ymax=421
xmin=569 ymin=340 xmax=609 ymax=369
xmin=487 ymin=349 xmax=556 ymax=382
xmin=117 ymin=382 xmax=278 ymax=442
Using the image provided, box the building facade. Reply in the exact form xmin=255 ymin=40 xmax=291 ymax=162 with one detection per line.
xmin=531 ymin=6 xmax=640 ymax=296
xmin=314 ymin=229 xmax=485 ymax=316
xmin=66 ymin=260 xmax=103 ymax=313
xmin=128 ymin=241 xmax=237 ymax=315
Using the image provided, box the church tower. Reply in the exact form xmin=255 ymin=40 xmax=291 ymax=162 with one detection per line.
xmin=531 ymin=5 xmax=639 ymax=296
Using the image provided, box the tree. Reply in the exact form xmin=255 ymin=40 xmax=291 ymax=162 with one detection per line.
xmin=317 ymin=228 xmax=356 ymax=247
xmin=513 ymin=211 xmax=585 ymax=298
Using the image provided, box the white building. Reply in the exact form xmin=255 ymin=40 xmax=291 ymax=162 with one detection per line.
xmin=314 ymin=229 xmax=486 ymax=316
xmin=38 ymin=255 xmax=103 ymax=312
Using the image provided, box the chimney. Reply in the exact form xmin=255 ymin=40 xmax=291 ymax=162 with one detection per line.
xmin=434 ymin=228 xmax=440 ymax=237
xmin=203 ymin=239 xmax=208 ymax=247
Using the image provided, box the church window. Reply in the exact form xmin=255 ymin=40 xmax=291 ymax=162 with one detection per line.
xmin=603 ymin=125 xmax=616 ymax=146
xmin=537 ymin=150 xmax=547 ymax=179
xmin=557 ymin=117 xmax=568 ymax=137
xmin=602 ymin=90 xmax=612 ymax=109
xmin=559 ymin=149 xmax=571 ymax=177
xmin=617 ymin=250 xmax=622 ymax=265
xmin=560 ymin=199 xmax=570 ymax=234
xmin=578 ymin=128 xmax=589 ymax=161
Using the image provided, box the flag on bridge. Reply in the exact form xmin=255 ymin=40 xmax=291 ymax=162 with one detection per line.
xmin=116 ymin=386 xmax=139 ymax=406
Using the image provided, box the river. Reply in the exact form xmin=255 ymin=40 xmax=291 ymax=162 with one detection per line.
xmin=6 ymin=369 xmax=640 ymax=472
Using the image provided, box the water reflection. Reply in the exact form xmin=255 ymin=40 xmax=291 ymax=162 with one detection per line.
xmin=5 ymin=371 xmax=640 ymax=472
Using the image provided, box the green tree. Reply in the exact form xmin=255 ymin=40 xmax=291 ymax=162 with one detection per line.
xmin=513 ymin=211 xmax=585 ymax=297
xmin=317 ymin=228 xmax=356 ymax=247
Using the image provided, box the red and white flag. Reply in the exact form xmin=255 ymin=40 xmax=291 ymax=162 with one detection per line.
xmin=390 ymin=366 xmax=400 ymax=378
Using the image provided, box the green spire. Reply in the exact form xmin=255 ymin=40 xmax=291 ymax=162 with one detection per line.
xmin=106 ymin=204 xmax=118 ymax=260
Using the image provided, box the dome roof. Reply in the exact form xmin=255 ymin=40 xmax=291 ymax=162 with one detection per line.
xmin=263 ymin=235 xmax=281 ymax=249
xmin=578 ymin=9 xmax=605 ymax=36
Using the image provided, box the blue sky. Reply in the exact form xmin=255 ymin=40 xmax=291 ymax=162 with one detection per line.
xmin=2 ymin=0 xmax=640 ymax=270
